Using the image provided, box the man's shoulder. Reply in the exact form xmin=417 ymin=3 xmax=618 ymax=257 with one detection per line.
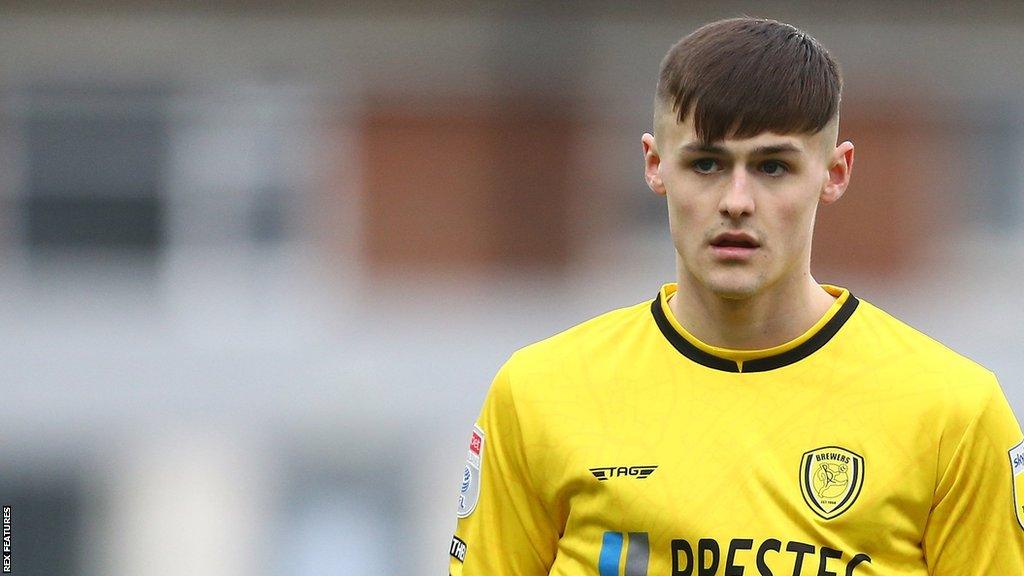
xmin=504 ymin=296 xmax=653 ymax=373
xmin=852 ymin=296 xmax=992 ymax=377
xmin=849 ymin=296 xmax=1000 ymax=416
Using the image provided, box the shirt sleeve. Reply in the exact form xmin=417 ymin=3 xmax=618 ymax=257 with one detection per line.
xmin=449 ymin=358 xmax=561 ymax=576
xmin=923 ymin=374 xmax=1024 ymax=573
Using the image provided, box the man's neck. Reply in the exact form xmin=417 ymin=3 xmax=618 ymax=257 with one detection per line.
xmin=669 ymin=272 xmax=837 ymax=351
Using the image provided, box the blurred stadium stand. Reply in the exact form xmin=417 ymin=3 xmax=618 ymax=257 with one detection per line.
xmin=0 ymin=2 xmax=1022 ymax=574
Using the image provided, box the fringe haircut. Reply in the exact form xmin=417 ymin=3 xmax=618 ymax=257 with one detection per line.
xmin=657 ymin=18 xmax=842 ymax=142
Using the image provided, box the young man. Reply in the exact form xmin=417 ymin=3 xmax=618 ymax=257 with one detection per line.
xmin=449 ymin=18 xmax=1024 ymax=575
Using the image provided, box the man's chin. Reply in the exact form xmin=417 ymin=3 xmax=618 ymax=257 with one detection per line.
xmin=700 ymin=275 xmax=765 ymax=300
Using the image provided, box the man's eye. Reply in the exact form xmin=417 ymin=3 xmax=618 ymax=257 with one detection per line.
xmin=760 ymin=160 xmax=787 ymax=176
xmin=692 ymin=158 xmax=719 ymax=173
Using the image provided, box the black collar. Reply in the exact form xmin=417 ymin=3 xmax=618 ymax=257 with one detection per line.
xmin=650 ymin=292 xmax=859 ymax=373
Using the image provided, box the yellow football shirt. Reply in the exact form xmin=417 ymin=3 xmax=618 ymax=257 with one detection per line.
xmin=449 ymin=284 xmax=1024 ymax=575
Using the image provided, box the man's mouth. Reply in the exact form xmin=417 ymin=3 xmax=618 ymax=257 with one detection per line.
xmin=709 ymin=232 xmax=760 ymax=259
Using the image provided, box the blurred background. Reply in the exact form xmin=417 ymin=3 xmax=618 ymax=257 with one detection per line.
xmin=0 ymin=1 xmax=1022 ymax=574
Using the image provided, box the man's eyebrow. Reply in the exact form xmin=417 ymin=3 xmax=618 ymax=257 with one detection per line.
xmin=678 ymin=142 xmax=728 ymax=154
xmin=751 ymin=143 xmax=802 ymax=155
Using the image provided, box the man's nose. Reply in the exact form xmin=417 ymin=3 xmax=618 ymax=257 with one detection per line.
xmin=718 ymin=168 xmax=756 ymax=218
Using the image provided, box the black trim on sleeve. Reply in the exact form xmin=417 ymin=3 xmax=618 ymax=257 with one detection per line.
xmin=650 ymin=292 xmax=859 ymax=373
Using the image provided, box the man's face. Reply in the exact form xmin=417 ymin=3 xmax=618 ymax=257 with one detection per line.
xmin=642 ymin=113 xmax=853 ymax=300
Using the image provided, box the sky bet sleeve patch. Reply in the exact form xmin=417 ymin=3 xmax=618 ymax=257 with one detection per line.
xmin=1010 ymin=440 xmax=1024 ymax=531
xmin=457 ymin=425 xmax=485 ymax=518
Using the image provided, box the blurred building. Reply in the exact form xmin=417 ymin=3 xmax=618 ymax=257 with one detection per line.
xmin=0 ymin=2 xmax=1022 ymax=574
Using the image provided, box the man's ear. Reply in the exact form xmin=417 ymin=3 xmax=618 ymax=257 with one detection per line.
xmin=821 ymin=140 xmax=854 ymax=205
xmin=642 ymin=133 xmax=667 ymax=196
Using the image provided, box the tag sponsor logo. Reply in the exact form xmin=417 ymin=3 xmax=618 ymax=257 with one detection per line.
xmin=589 ymin=465 xmax=657 ymax=481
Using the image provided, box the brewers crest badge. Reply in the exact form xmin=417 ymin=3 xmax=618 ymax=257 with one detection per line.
xmin=800 ymin=446 xmax=864 ymax=520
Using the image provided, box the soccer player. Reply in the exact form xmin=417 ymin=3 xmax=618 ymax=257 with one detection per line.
xmin=448 ymin=17 xmax=1024 ymax=575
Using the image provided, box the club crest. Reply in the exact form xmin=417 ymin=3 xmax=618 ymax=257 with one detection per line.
xmin=1009 ymin=440 xmax=1024 ymax=531
xmin=799 ymin=446 xmax=864 ymax=520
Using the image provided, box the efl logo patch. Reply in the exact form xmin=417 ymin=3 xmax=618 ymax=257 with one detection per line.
xmin=457 ymin=425 xmax=485 ymax=518
xmin=800 ymin=446 xmax=865 ymax=520
xmin=1009 ymin=440 xmax=1024 ymax=530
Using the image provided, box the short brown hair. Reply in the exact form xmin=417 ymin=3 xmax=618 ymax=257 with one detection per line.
xmin=656 ymin=18 xmax=841 ymax=142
